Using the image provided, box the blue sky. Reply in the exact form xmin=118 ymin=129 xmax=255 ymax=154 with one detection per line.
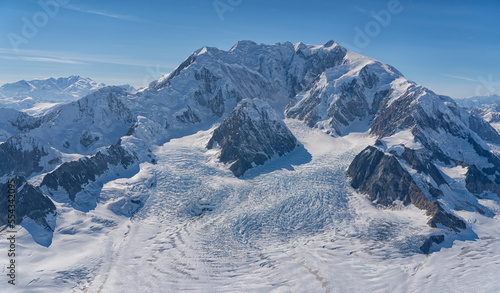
xmin=0 ymin=0 xmax=499 ymax=98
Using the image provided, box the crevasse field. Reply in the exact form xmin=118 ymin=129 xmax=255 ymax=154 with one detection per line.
xmin=3 ymin=120 xmax=500 ymax=293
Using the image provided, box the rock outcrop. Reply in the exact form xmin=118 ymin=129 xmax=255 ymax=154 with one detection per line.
xmin=0 ymin=176 xmax=56 ymax=227
xmin=41 ymin=142 xmax=137 ymax=202
xmin=207 ymin=99 xmax=298 ymax=177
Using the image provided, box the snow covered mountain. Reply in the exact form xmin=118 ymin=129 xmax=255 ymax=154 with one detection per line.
xmin=347 ymin=85 xmax=500 ymax=251
xmin=454 ymin=95 xmax=500 ymax=134
xmin=0 ymin=76 xmax=136 ymax=115
xmin=207 ymin=98 xmax=299 ymax=177
xmin=2 ymin=41 xmax=500 ymax=291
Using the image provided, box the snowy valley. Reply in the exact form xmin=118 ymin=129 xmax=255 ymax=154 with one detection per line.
xmin=0 ymin=40 xmax=500 ymax=292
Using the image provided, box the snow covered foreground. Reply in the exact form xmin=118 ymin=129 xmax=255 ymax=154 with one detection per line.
xmin=3 ymin=120 xmax=500 ymax=293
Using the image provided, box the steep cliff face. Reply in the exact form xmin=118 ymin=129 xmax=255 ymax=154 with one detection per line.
xmin=347 ymin=146 xmax=466 ymax=253
xmin=0 ymin=108 xmax=43 ymax=142
xmin=0 ymin=134 xmax=60 ymax=178
xmin=0 ymin=176 xmax=56 ymax=246
xmin=40 ymin=142 xmax=138 ymax=207
xmin=207 ymin=99 xmax=298 ymax=177
xmin=464 ymin=103 xmax=500 ymax=134
xmin=0 ymin=176 xmax=56 ymax=226
xmin=368 ymin=86 xmax=500 ymax=202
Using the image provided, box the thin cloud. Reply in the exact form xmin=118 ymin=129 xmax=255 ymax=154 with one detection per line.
xmin=0 ymin=55 xmax=84 ymax=64
xmin=353 ymin=5 xmax=369 ymax=15
xmin=442 ymin=74 xmax=478 ymax=82
xmin=62 ymin=4 xmax=141 ymax=22
xmin=0 ymin=48 xmax=174 ymax=68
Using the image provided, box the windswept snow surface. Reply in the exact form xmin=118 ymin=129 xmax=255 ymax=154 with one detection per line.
xmin=3 ymin=120 xmax=500 ymax=292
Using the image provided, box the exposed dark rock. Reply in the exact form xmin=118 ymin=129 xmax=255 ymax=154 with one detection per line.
xmin=399 ymin=147 xmax=447 ymax=186
xmin=370 ymin=87 xmax=418 ymax=138
xmin=80 ymin=131 xmax=100 ymax=147
xmin=328 ymin=80 xmax=370 ymax=134
xmin=468 ymin=113 xmax=500 ymax=144
xmin=420 ymin=234 xmax=445 ymax=254
xmin=428 ymin=183 xmax=444 ymax=198
xmin=152 ymin=53 xmax=198 ymax=89
xmin=125 ymin=123 xmax=137 ymax=136
xmin=368 ymin=83 xmax=500 ymax=207
xmin=176 ymin=106 xmax=201 ymax=124
xmin=284 ymin=83 xmax=322 ymax=128
xmin=348 ymin=146 xmax=466 ymax=231
xmin=207 ymin=99 xmax=298 ymax=177
xmin=412 ymin=129 xmax=453 ymax=165
xmin=41 ymin=143 xmax=137 ymax=201
xmin=370 ymin=90 xmax=391 ymax=115
xmin=467 ymin=103 xmax=500 ymax=125
xmin=359 ymin=65 xmax=379 ymax=89
xmin=286 ymin=73 xmax=387 ymax=135
xmin=428 ymin=209 xmax=466 ymax=231
xmin=0 ymin=176 xmax=56 ymax=227
xmin=287 ymin=42 xmax=346 ymax=99
xmin=465 ymin=165 xmax=500 ymax=197
xmin=48 ymin=158 xmax=61 ymax=165
xmin=466 ymin=136 xmax=500 ymax=170
xmin=193 ymin=67 xmax=226 ymax=117
xmin=0 ymin=108 xmax=43 ymax=133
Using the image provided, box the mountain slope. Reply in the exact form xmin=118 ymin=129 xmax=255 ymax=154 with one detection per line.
xmin=27 ymin=86 xmax=136 ymax=155
xmin=0 ymin=108 xmax=42 ymax=142
xmin=207 ymin=98 xmax=298 ymax=177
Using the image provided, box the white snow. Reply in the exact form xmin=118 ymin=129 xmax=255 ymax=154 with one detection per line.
xmin=21 ymin=102 xmax=61 ymax=116
xmin=2 ymin=119 xmax=499 ymax=292
xmin=381 ymin=129 xmax=422 ymax=152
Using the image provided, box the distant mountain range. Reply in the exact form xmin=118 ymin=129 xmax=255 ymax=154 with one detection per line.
xmin=0 ymin=76 xmax=135 ymax=115
xmin=454 ymin=95 xmax=500 ymax=133
xmin=455 ymin=94 xmax=500 ymax=108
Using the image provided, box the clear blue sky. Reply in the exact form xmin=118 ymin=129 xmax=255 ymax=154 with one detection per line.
xmin=0 ymin=0 xmax=499 ymax=98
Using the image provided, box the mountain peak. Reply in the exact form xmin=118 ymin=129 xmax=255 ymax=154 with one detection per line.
xmin=230 ymin=40 xmax=258 ymax=51
xmin=324 ymin=39 xmax=336 ymax=47
xmin=207 ymin=98 xmax=298 ymax=177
